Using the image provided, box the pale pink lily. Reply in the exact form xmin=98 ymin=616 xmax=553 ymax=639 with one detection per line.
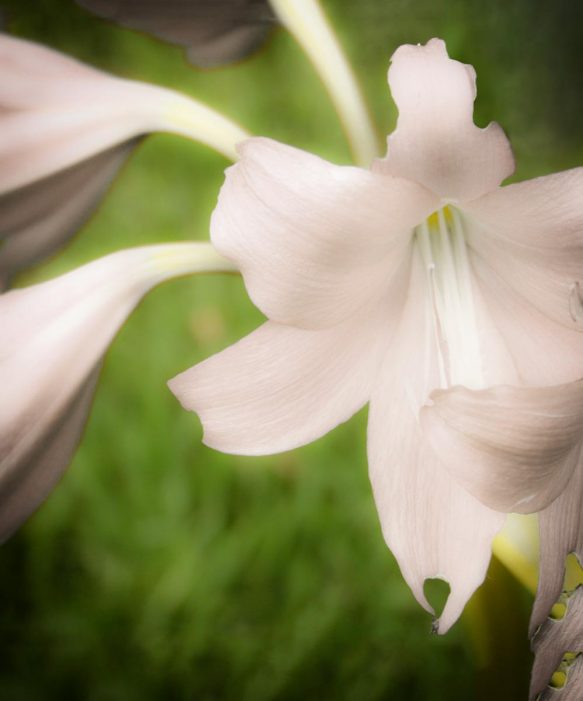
xmin=0 ymin=33 xmax=247 ymax=287
xmin=170 ymin=38 xmax=583 ymax=638
xmin=0 ymin=243 xmax=234 ymax=541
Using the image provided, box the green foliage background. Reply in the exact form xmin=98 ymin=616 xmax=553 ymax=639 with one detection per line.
xmin=1 ymin=0 xmax=582 ymax=699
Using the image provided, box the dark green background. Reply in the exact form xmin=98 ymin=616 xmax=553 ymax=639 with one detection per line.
xmin=1 ymin=0 xmax=582 ymax=698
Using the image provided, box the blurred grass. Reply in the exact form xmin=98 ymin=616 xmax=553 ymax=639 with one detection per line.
xmin=1 ymin=0 xmax=582 ymax=698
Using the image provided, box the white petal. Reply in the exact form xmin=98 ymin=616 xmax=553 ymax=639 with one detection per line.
xmin=464 ymin=168 xmax=583 ymax=332
xmin=0 ymin=242 xmax=228 ymax=537
xmin=169 ymin=266 xmax=409 ymax=455
xmin=211 ymin=137 xmax=437 ymax=329
xmin=367 ymin=252 xmax=504 ymax=633
xmin=374 ymin=38 xmax=514 ymax=201
xmin=420 ymin=380 xmax=583 ymax=514
xmin=471 ymin=252 xmax=583 ymax=386
xmin=531 ymin=587 xmax=583 ymax=700
xmin=532 ymin=459 xmax=583 ymax=636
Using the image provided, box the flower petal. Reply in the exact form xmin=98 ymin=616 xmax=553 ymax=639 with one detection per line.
xmin=0 ymin=140 xmax=138 ymax=289
xmin=464 ymin=168 xmax=583 ymax=332
xmin=211 ymin=137 xmax=438 ymax=329
xmin=0 ymin=242 xmax=229 ymax=537
xmin=169 ymin=265 xmax=410 ymax=455
xmin=420 ymin=380 xmax=583 ymax=514
xmin=0 ymin=369 xmax=99 ymax=543
xmin=76 ymin=0 xmax=276 ymax=68
xmin=471 ymin=252 xmax=583 ymax=386
xmin=374 ymin=38 xmax=514 ymax=202
xmin=367 ymin=253 xmax=504 ymax=633
xmin=0 ymin=34 xmax=245 ymax=193
xmin=531 ymin=459 xmax=583 ymax=635
xmin=531 ymin=587 xmax=583 ymax=700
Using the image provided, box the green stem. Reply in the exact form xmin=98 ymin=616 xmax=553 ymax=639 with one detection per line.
xmin=269 ymin=0 xmax=380 ymax=166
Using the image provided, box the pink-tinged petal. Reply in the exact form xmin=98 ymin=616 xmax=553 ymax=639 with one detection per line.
xmin=538 ymin=655 xmax=583 ymax=701
xmin=420 ymin=380 xmax=583 ymax=514
xmin=367 ymin=253 xmax=504 ymax=634
xmin=531 ymin=587 xmax=583 ymax=700
xmin=0 ymin=139 xmax=138 ymax=290
xmin=76 ymin=0 xmax=275 ymax=68
xmin=531 ymin=459 xmax=583 ymax=636
xmin=211 ymin=137 xmax=438 ymax=329
xmin=169 ymin=263 xmax=411 ymax=455
xmin=0 ymin=242 xmax=224 ymax=539
xmin=471 ymin=253 xmax=583 ymax=386
xmin=374 ymin=38 xmax=514 ymax=202
xmin=464 ymin=168 xmax=583 ymax=332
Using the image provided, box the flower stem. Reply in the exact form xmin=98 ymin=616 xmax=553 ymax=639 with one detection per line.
xmin=145 ymin=242 xmax=239 ymax=286
xmin=141 ymin=85 xmax=251 ymax=161
xmin=269 ymin=0 xmax=380 ymax=166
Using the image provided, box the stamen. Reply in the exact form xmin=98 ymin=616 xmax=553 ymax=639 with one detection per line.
xmin=414 ymin=206 xmax=484 ymax=389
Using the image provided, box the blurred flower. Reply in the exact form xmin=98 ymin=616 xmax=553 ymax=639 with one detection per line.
xmin=0 ymin=33 xmax=248 ymax=288
xmin=76 ymin=0 xmax=275 ymax=68
xmin=0 ymin=242 xmax=235 ymax=541
xmin=170 ymin=38 xmax=583 ymax=642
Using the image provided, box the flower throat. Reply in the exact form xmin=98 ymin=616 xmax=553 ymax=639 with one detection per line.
xmin=414 ymin=206 xmax=484 ymax=390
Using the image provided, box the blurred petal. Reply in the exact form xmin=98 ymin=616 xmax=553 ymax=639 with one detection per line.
xmin=0 ymin=33 xmax=247 ymax=282
xmin=531 ymin=587 xmax=583 ymax=700
xmin=374 ymin=38 xmax=514 ymax=201
xmin=420 ymin=380 xmax=583 ymax=514
xmin=0 ymin=242 xmax=234 ymax=539
xmin=169 ymin=265 xmax=409 ymax=455
xmin=368 ymin=253 xmax=504 ymax=634
xmin=0 ymin=139 xmax=138 ymax=290
xmin=0 ymin=368 xmax=99 ymax=542
xmin=464 ymin=169 xmax=583 ymax=332
xmin=76 ymin=0 xmax=275 ymax=68
xmin=531 ymin=459 xmax=583 ymax=635
xmin=212 ymin=137 xmax=437 ymax=329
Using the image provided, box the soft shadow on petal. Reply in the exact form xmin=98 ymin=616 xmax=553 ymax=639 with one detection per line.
xmin=0 ymin=368 xmax=99 ymax=542
xmin=464 ymin=168 xmax=583 ymax=332
xmin=0 ymin=243 xmax=212 ymax=540
xmin=169 ymin=263 xmax=410 ymax=455
xmin=471 ymin=252 xmax=583 ymax=386
xmin=374 ymin=38 xmax=514 ymax=202
xmin=420 ymin=380 xmax=583 ymax=514
xmin=76 ymin=0 xmax=276 ymax=68
xmin=531 ymin=460 xmax=583 ymax=636
xmin=211 ymin=137 xmax=438 ymax=329
xmin=0 ymin=139 xmax=139 ymax=290
xmin=531 ymin=587 xmax=583 ymax=700
xmin=367 ymin=252 xmax=504 ymax=634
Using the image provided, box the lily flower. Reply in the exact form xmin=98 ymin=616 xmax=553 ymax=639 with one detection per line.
xmin=0 ymin=242 xmax=235 ymax=542
xmin=0 ymin=33 xmax=247 ymax=288
xmin=169 ymin=37 xmax=583 ymax=643
xmin=76 ymin=0 xmax=275 ymax=68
